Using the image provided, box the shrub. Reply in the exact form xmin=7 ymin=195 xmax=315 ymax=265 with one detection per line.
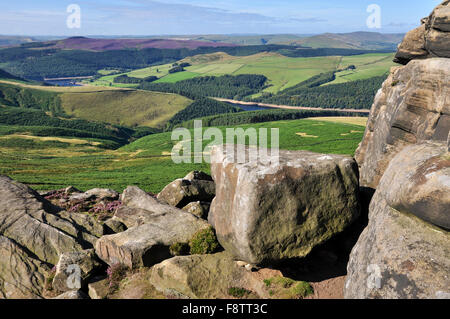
xmin=44 ymin=266 xmax=57 ymax=292
xmin=107 ymin=263 xmax=128 ymax=291
xmin=290 ymin=281 xmax=314 ymax=298
xmin=170 ymin=242 xmax=190 ymax=256
xmin=189 ymin=226 xmax=220 ymax=255
xmin=228 ymin=287 xmax=252 ymax=298
xmin=263 ymin=276 xmax=314 ymax=299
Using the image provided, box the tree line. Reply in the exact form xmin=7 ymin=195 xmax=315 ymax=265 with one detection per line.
xmin=140 ymin=74 xmax=268 ymax=100
xmin=253 ymin=75 xmax=387 ymax=109
xmin=178 ymin=108 xmax=366 ymax=128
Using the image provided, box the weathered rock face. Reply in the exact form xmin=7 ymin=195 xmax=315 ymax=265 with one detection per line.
xmin=149 ymin=252 xmax=282 ymax=299
xmin=394 ymin=1 xmax=450 ymax=64
xmin=115 ymin=186 xmax=201 ymax=227
xmin=88 ymin=277 xmax=110 ymax=299
xmin=156 ymin=171 xmax=215 ymax=208
xmin=208 ymin=145 xmax=360 ymax=265
xmin=355 ymin=58 xmax=450 ymax=189
xmin=348 ymin=2 xmax=450 ymax=299
xmin=95 ymin=186 xmax=210 ymax=268
xmin=0 ymin=176 xmax=106 ymax=298
xmin=382 ymin=144 xmax=450 ymax=229
xmin=52 ymin=249 xmax=102 ymax=293
xmin=0 ymin=176 xmax=85 ymax=265
xmin=0 ymin=236 xmax=48 ymax=299
xmin=345 ymin=144 xmax=450 ymax=299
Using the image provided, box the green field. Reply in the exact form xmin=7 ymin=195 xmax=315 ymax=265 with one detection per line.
xmin=60 ymin=89 xmax=192 ymax=128
xmin=86 ymin=63 xmax=175 ymax=87
xmin=326 ymin=53 xmax=395 ymax=85
xmin=181 ymin=52 xmax=341 ymax=94
xmin=0 ymin=118 xmax=365 ymax=193
xmin=87 ymin=52 xmax=394 ymax=96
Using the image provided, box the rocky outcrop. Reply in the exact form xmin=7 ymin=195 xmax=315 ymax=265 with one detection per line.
xmin=208 ymin=145 xmax=360 ymax=265
xmin=382 ymin=144 xmax=450 ymax=229
xmin=345 ymin=144 xmax=450 ymax=298
xmin=394 ymin=1 xmax=450 ymax=64
xmin=346 ymin=1 xmax=450 ymax=299
xmin=52 ymin=249 xmax=102 ymax=293
xmin=156 ymin=171 xmax=215 ymax=208
xmin=95 ymin=186 xmax=210 ymax=268
xmin=355 ymin=58 xmax=450 ymax=189
xmin=0 ymin=176 xmax=108 ymax=298
xmin=149 ymin=251 xmax=282 ymax=299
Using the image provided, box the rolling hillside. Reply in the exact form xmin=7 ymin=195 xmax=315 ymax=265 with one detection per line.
xmin=60 ymin=89 xmax=192 ymax=128
xmin=91 ymin=52 xmax=342 ymax=94
xmin=46 ymin=36 xmax=238 ymax=51
xmin=0 ymin=117 xmax=366 ymax=192
xmin=0 ymin=80 xmax=192 ymax=129
xmin=294 ymin=32 xmax=404 ymax=50
xmin=166 ymin=32 xmax=404 ymax=50
xmin=92 ymin=51 xmax=395 ymax=98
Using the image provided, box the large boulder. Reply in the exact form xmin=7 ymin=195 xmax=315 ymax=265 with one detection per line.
xmin=394 ymin=25 xmax=428 ymax=63
xmin=208 ymin=145 xmax=360 ymax=265
xmin=115 ymin=186 xmax=204 ymax=227
xmin=149 ymin=252 xmax=282 ymax=299
xmin=68 ymin=188 xmax=119 ymax=203
xmin=156 ymin=171 xmax=215 ymax=208
xmin=355 ymin=58 xmax=450 ymax=189
xmin=394 ymin=1 xmax=450 ymax=64
xmin=95 ymin=186 xmax=210 ymax=268
xmin=345 ymin=144 xmax=450 ymax=298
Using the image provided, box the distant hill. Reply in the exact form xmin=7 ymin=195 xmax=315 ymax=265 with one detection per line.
xmin=294 ymin=32 xmax=404 ymax=50
xmin=43 ymin=36 xmax=238 ymax=51
xmin=0 ymin=35 xmax=35 ymax=47
xmin=174 ymin=32 xmax=404 ymax=50
xmin=176 ymin=34 xmax=309 ymax=46
xmin=1 ymin=32 xmax=403 ymax=50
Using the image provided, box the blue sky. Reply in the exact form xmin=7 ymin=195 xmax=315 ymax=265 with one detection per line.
xmin=0 ymin=0 xmax=442 ymax=36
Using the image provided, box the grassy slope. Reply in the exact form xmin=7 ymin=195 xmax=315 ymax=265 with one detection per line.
xmin=0 ymin=118 xmax=365 ymax=193
xmin=184 ymin=53 xmax=341 ymax=94
xmin=60 ymin=89 xmax=192 ymax=128
xmin=326 ymin=53 xmax=395 ymax=85
xmin=0 ymin=80 xmax=193 ymax=129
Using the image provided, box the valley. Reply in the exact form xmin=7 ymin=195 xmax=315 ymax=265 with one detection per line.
xmin=87 ymin=51 xmax=395 ymax=95
xmin=0 ymin=34 xmax=394 ymax=192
